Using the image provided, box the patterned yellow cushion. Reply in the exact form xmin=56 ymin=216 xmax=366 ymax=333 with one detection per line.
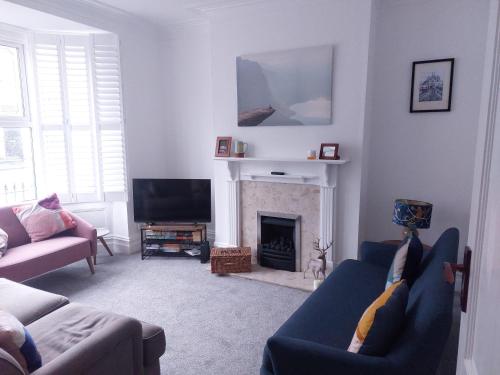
xmin=348 ymin=280 xmax=408 ymax=355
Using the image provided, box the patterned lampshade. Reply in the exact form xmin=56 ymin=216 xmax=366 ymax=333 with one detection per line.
xmin=392 ymin=199 xmax=433 ymax=229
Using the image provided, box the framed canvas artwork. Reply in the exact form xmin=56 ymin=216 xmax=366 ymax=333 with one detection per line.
xmin=237 ymin=45 xmax=334 ymax=126
xmin=410 ymin=58 xmax=454 ymax=113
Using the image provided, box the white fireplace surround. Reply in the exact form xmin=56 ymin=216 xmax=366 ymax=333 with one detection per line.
xmin=214 ymin=157 xmax=349 ymax=265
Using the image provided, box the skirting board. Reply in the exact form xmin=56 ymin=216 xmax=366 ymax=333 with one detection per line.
xmin=99 ymin=235 xmax=140 ymax=255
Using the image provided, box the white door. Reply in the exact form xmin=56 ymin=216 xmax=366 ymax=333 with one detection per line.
xmin=457 ymin=1 xmax=500 ymax=374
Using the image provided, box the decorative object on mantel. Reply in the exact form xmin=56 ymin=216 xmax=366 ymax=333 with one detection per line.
xmin=304 ymin=238 xmax=333 ymax=290
xmin=233 ymin=140 xmax=248 ymax=157
xmin=392 ymin=199 xmax=433 ymax=238
xmin=237 ymin=45 xmax=333 ymax=126
xmin=210 ymin=247 xmax=251 ymax=274
xmin=319 ymin=143 xmax=340 ymax=160
xmin=307 ymin=150 xmax=317 ymax=160
xmin=410 ymin=58 xmax=454 ymax=113
xmin=215 ymin=136 xmax=232 ymax=157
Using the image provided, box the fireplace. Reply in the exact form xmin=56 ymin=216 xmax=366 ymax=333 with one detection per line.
xmin=257 ymin=211 xmax=301 ymax=272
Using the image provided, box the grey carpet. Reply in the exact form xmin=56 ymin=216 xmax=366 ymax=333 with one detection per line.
xmin=24 ymin=254 xmax=309 ymax=375
xmin=24 ymin=254 xmax=459 ymax=375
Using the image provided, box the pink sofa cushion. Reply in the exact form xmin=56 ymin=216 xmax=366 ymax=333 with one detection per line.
xmin=12 ymin=194 xmax=76 ymax=243
xmin=0 ymin=237 xmax=91 ymax=282
xmin=0 ymin=207 xmax=30 ymax=250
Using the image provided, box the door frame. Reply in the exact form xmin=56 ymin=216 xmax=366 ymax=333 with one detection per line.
xmin=457 ymin=0 xmax=500 ymax=374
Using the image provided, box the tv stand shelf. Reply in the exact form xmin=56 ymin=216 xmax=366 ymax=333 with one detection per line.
xmin=140 ymin=224 xmax=210 ymax=262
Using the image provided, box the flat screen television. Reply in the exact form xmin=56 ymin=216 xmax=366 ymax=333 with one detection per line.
xmin=133 ymin=179 xmax=211 ymax=223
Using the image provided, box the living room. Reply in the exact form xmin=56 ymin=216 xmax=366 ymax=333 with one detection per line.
xmin=0 ymin=0 xmax=499 ymax=374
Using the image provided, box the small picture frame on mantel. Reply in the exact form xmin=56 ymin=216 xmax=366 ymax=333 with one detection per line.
xmin=410 ymin=58 xmax=454 ymax=113
xmin=319 ymin=143 xmax=339 ymax=160
xmin=215 ymin=137 xmax=232 ymax=157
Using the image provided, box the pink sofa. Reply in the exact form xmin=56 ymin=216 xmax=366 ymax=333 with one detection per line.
xmin=0 ymin=205 xmax=97 ymax=282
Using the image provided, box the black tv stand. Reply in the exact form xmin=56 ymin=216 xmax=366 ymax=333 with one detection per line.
xmin=140 ymin=223 xmax=210 ymax=263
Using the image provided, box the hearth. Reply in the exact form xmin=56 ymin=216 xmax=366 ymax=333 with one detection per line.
xmin=257 ymin=211 xmax=301 ymax=272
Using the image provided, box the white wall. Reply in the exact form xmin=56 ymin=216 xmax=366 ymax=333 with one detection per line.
xmin=119 ymin=27 xmax=170 ymax=248
xmin=209 ymin=0 xmax=374 ymax=261
xmin=160 ymin=22 xmax=215 ymax=238
xmin=363 ymin=0 xmax=490 ymax=250
xmin=160 ymin=22 xmax=213 ymax=180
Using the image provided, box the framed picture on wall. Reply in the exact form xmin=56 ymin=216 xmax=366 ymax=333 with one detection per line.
xmin=319 ymin=143 xmax=339 ymax=160
xmin=410 ymin=58 xmax=454 ymax=113
xmin=236 ymin=45 xmax=334 ymax=126
xmin=215 ymin=137 xmax=232 ymax=157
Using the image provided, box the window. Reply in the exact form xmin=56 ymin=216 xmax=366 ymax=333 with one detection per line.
xmin=0 ymin=44 xmax=25 ymax=118
xmin=32 ymin=33 xmax=127 ymax=203
xmin=0 ymin=28 xmax=127 ymax=205
xmin=0 ymin=40 xmax=36 ymax=205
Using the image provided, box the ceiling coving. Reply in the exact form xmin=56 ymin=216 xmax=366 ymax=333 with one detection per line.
xmin=84 ymin=0 xmax=267 ymax=27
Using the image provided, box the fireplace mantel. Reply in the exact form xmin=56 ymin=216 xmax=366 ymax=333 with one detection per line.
xmin=214 ymin=157 xmax=349 ymax=187
xmin=213 ymin=156 xmax=348 ymax=164
xmin=214 ymin=156 xmax=350 ymax=265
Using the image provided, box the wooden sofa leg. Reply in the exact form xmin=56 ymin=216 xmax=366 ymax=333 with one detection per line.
xmin=86 ymin=257 xmax=95 ymax=274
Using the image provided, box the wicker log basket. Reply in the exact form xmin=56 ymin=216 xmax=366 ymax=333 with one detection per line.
xmin=211 ymin=247 xmax=251 ymax=274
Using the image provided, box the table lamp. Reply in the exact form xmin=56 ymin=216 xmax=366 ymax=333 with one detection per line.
xmin=392 ymin=199 xmax=433 ymax=238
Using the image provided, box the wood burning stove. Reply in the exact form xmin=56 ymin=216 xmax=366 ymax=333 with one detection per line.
xmin=257 ymin=211 xmax=301 ymax=272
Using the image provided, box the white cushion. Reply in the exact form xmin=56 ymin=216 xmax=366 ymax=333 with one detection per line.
xmin=0 ymin=228 xmax=7 ymax=258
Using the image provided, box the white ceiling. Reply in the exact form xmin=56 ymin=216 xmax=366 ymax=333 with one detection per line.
xmin=0 ymin=0 xmax=100 ymax=32
xmin=0 ymin=0 xmax=267 ymax=34
xmin=86 ymin=0 xmax=265 ymax=27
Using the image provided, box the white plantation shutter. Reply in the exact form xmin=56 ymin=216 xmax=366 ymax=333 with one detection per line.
xmin=33 ymin=35 xmax=99 ymax=202
xmin=40 ymin=129 xmax=69 ymax=193
xmin=33 ymin=36 xmax=70 ymax=199
xmin=32 ymin=33 xmax=126 ymax=203
xmin=64 ymin=43 xmax=92 ymax=126
xmin=63 ymin=36 xmax=98 ymax=201
xmin=92 ymin=34 xmax=127 ymax=198
xmin=71 ymin=129 xmax=96 ymax=195
xmin=34 ymin=42 xmax=64 ymax=125
xmin=100 ymin=129 xmax=126 ymax=193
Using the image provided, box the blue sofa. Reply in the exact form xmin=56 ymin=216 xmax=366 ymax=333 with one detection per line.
xmin=261 ymin=228 xmax=459 ymax=375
